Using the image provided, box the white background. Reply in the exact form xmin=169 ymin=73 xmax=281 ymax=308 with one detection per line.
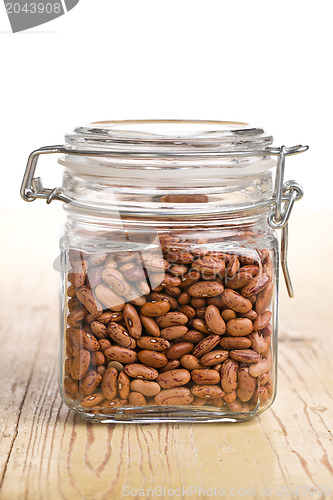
xmin=0 ymin=0 xmax=332 ymax=210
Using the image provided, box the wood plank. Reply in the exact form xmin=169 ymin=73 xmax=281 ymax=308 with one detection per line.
xmin=0 ymin=208 xmax=60 ymax=489
xmin=0 ymin=209 xmax=332 ymax=500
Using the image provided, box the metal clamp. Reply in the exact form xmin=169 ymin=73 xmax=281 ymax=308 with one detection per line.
xmin=20 ymin=146 xmax=70 ymax=203
xmin=266 ymin=145 xmax=308 ymax=298
xmin=268 ymin=180 xmax=304 ymax=229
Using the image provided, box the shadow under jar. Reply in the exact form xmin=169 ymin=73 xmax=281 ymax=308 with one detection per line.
xmin=21 ymin=120 xmax=308 ymax=422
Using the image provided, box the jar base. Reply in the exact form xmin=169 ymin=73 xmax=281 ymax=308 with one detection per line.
xmin=70 ymin=405 xmax=260 ymax=424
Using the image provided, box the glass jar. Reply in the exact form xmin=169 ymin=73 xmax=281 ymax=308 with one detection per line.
xmin=21 ymin=120 xmax=308 ymax=422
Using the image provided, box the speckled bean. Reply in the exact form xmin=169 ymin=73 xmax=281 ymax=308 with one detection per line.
xmin=137 ymin=336 xmax=170 ymax=352
xmin=188 ymin=281 xmax=224 ymax=298
xmin=137 ymin=350 xmax=168 ymax=368
xmin=160 ymin=325 xmax=188 ymax=340
xmin=156 ymin=369 xmax=191 ymax=389
xmin=124 ymin=363 xmax=159 ymax=380
xmin=191 ymin=385 xmax=224 ymax=398
xmin=191 ymin=369 xmax=220 ymax=385
xmin=221 ymin=359 xmax=238 ymax=393
xmin=79 ymin=371 xmax=102 ymax=396
xmin=205 ymin=305 xmax=226 ymax=335
xmin=165 ymin=342 xmax=194 ymax=360
xmin=95 ymin=284 xmax=124 ymax=312
xmin=70 ymin=349 xmax=91 ymax=380
xmin=226 ymin=318 xmax=254 ymax=337
xmin=107 ymin=322 xmax=136 ymax=349
xmin=141 ymin=300 xmax=170 ymax=317
xmin=104 ymin=345 xmax=138 ymax=364
xmin=155 ymin=311 xmax=188 ymax=328
xmin=200 ymin=350 xmax=229 ymax=366
xmin=130 ymin=379 xmax=161 ymax=397
xmin=192 ymin=335 xmax=221 ymax=357
xmin=123 ymin=303 xmax=142 ymax=339
xmin=154 ymin=387 xmax=194 ymax=405
xmin=101 ymin=366 xmax=118 ymax=400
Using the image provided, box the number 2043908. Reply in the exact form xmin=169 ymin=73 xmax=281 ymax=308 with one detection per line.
xmin=5 ymin=3 xmax=62 ymax=14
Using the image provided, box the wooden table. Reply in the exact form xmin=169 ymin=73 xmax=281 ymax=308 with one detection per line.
xmin=1 ymin=208 xmax=332 ymax=500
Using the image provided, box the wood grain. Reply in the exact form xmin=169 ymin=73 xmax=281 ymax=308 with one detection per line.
xmin=0 ymin=208 xmax=332 ymax=500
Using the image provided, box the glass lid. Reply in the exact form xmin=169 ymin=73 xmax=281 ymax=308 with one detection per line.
xmin=65 ymin=119 xmax=273 ymax=153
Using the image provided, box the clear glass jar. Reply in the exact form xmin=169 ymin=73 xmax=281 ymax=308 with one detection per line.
xmin=21 ymin=120 xmax=307 ymax=423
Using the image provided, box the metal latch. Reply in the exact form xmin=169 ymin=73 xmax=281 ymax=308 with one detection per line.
xmin=267 ymin=145 xmax=307 ymax=297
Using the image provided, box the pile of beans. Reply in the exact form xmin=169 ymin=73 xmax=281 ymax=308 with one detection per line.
xmin=64 ymin=235 xmax=274 ymax=415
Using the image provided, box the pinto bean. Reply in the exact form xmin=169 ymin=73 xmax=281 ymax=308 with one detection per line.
xmin=191 ymin=385 xmax=224 ymax=398
xmin=165 ymin=342 xmax=194 ymax=360
xmin=160 ymin=325 xmax=188 ymax=340
xmin=255 ymin=282 xmax=273 ymax=314
xmin=138 ymin=350 xmax=168 ymax=368
xmin=225 ymin=265 xmax=259 ymax=289
xmin=128 ymin=392 xmax=147 ymax=406
xmin=221 ymin=359 xmax=238 ymax=393
xmin=124 ymin=364 xmax=159 ymax=380
xmin=90 ymin=321 xmax=107 ymax=339
xmin=123 ymin=303 xmax=142 ymax=339
xmin=79 ymin=371 xmax=102 ymax=396
xmin=149 ymin=292 xmax=179 ymax=311
xmin=219 ymin=336 xmax=252 ymax=350
xmin=188 ymin=281 xmax=224 ymax=298
xmin=156 ymin=369 xmax=191 ymax=389
xmin=182 ymin=330 xmax=205 ymax=343
xmin=221 ymin=289 xmax=252 ymax=314
xmin=137 ymin=336 xmax=170 ymax=352
xmin=178 ymin=305 xmax=196 ymax=320
xmin=141 ymin=300 xmax=170 ymax=317
xmin=155 ymin=311 xmax=188 ymax=328
xmin=130 ymin=380 xmax=161 ymax=397
xmin=253 ymin=311 xmax=272 ymax=331
xmin=241 ymin=273 xmax=271 ymax=297
xmin=180 ymin=354 xmax=203 ymax=371
xmin=95 ymin=284 xmax=124 ymax=312
xmin=192 ymin=256 xmax=225 ymax=275
xmin=200 ymin=350 xmax=229 ymax=366
xmin=205 ymin=305 xmax=226 ymax=335
xmin=191 ymin=369 xmax=220 ymax=385
xmin=76 ymin=286 xmax=103 ymax=317
xmin=226 ymin=318 xmax=254 ymax=337
xmin=70 ymin=349 xmax=91 ymax=380
xmin=192 ymin=335 xmax=221 ymax=357
xmin=80 ymin=392 xmax=104 ymax=408
xmin=159 ymin=360 xmax=181 ymax=372
xmin=101 ymin=366 xmax=118 ymax=400
xmin=154 ymin=387 xmax=194 ymax=405
xmin=221 ymin=309 xmax=237 ymax=321
xmin=107 ymin=322 xmax=136 ymax=349
xmin=104 ymin=346 xmax=138 ymax=364
xmin=229 ymin=349 xmax=260 ymax=364
xmin=140 ymin=314 xmax=160 ymax=337
xmin=237 ymin=366 xmax=257 ymax=402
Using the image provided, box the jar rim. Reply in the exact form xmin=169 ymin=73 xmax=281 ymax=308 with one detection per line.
xmin=65 ymin=119 xmax=273 ymax=154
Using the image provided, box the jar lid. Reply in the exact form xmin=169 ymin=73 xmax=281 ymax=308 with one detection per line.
xmin=65 ymin=119 xmax=273 ymax=154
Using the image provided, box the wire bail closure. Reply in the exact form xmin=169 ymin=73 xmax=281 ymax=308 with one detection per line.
xmin=20 ymin=143 xmax=308 ymax=297
xmin=267 ymin=145 xmax=307 ymax=298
